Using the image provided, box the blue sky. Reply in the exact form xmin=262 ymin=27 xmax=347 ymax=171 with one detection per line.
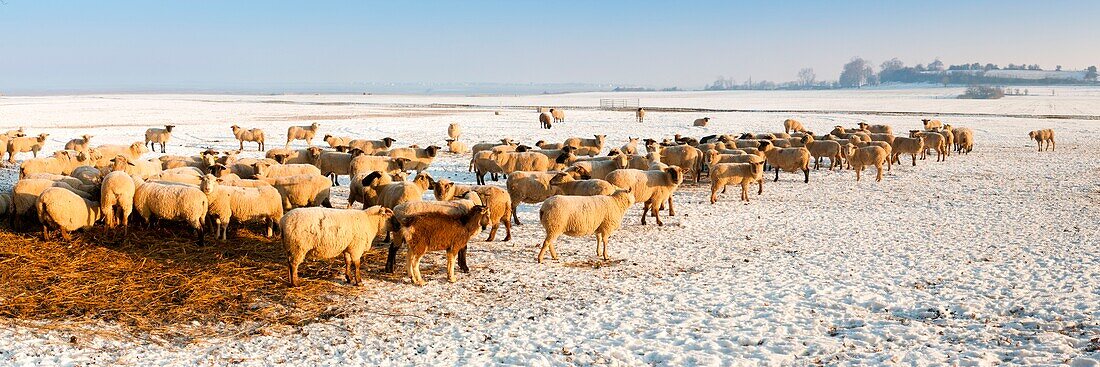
xmin=1 ymin=0 xmax=1097 ymax=92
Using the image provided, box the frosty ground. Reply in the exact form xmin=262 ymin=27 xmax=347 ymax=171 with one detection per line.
xmin=1 ymin=88 xmax=1098 ymax=366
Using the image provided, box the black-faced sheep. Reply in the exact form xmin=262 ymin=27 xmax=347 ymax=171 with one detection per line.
xmin=144 ymin=125 xmax=175 ymax=153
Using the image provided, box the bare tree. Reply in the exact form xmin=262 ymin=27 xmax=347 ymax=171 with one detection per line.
xmin=796 ymin=68 xmax=816 ymax=87
xmin=839 ymin=57 xmax=875 ymax=88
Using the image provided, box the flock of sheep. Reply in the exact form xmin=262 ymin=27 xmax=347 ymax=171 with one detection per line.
xmin=0 ymin=111 xmax=1057 ymax=287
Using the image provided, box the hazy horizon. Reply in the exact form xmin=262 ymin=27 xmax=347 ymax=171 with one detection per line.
xmin=2 ymin=0 xmax=1098 ymax=94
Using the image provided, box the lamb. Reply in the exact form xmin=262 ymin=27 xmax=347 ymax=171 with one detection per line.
xmin=953 ymin=127 xmax=975 ymax=154
xmin=283 ymin=205 xmax=393 ymax=286
xmin=144 ymin=125 xmax=175 ymax=153
xmin=921 ymin=119 xmax=943 ymax=130
xmin=432 ymin=179 xmax=513 ymax=241
xmin=286 ymin=122 xmax=320 ymax=148
xmin=650 ymin=144 xmax=703 ymax=183
xmin=491 ymin=151 xmax=551 ymax=174
xmin=759 ymin=140 xmax=811 ymax=183
xmin=804 ymin=136 xmax=844 ymax=170
xmin=910 ymin=130 xmax=946 ymax=162
xmin=620 ymin=137 xmax=640 ymax=155
xmin=372 ymin=171 xmax=433 ymax=209
xmin=562 ymin=153 xmax=628 ymax=180
xmin=95 ymin=142 xmax=148 ymax=163
xmin=64 ymin=134 xmax=94 ymax=152
xmin=636 ymin=108 xmax=646 ymax=123
xmin=36 ymin=187 xmax=102 ymax=240
xmin=693 ymin=117 xmax=710 ymax=127
xmin=323 ymin=134 xmax=351 ymax=149
xmin=315 ymin=150 xmax=357 ymax=186
xmin=447 ymin=123 xmax=461 ymax=140
xmin=708 ymin=161 xmax=765 ymax=203
xmin=100 ymin=170 xmax=137 ymax=238
xmin=845 ymin=145 xmax=890 ymax=182
xmin=549 ymin=171 xmax=619 ymax=196
xmin=399 ymin=206 xmax=490 ymax=285
xmin=853 ymin=141 xmax=893 ymax=170
xmin=1029 ymin=129 xmax=1055 ymax=152
xmin=605 ymin=166 xmax=683 ymax=226
xmin=384 ymin=145 xmax=440 ymax=172
xmin=254 ymin=174 xmax=333 ymax=210
xmin=6 ymin=133 xmax=49 ymax=162
xmin=564 ymin=135 xmax=607 ymax=156
xmin=230 ymin=125 xmax=266 ymax=151
xmin=348 ymin=137 xmax=397 ymax=154
xmin=783 ymin=119 xmax=805 ymax=134
xmin=253 ymin=162 xmax=323 ymax=178
xmin=890 ymin=135 xmax=924 ymax=166
xmin=200 ymin=174 xmax=283 ymax=240
xmin=471 ymin=150 xmax=504 ymax=185
xmin=445 ymin=139 xmax=469 ymax=154
xmin=349 ymin=154 xmax=408 ymax=176
xmin=550 ymin=108 xmax=565 ymax=123
xmin=384 ymin=198 xmax=480 ymax=273
xmin=537 ymin=189 xmax=634 ymax=263
xmin=133 ymin=181 xmax=209 ymax=245
xmin=539 ymin=112 xmax=553 ymax=129
xmin=506 ymin=170 xmax=562 ymax=225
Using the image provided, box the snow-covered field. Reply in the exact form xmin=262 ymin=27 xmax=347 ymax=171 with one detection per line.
xmin=1 ymin=89 xmax=1098 ymax=366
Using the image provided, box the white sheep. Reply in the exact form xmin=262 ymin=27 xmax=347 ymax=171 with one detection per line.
xmin=254 ymin=162 xmax=323 ymax=178
xmin=921 ymin=119 xmax=943 ymax=130
xmin=953 ymin=127 xmax=974 ymax=154
xmin=230 ymin=125 xmax=266 ymax=151
xmin=549 ymin=171 xmax=619 ymax=196
xmin=693 ymin=117 xmax=710 ymax=127
xmin=564 ymin=135 xmax=606 ymax=156
xmin=537 ymin=188 xmax=634 ymax=263
xmin=144 ymin=125 xmax=175 ymax=153
xmin=323 ymin=134 xmax=352 ymax=149
xmin=372 ymin=172 xmax=433 ymax=209
xmin=36 ymin=187 xmax=102 ymax=240
xmin=620 ymin=137 xmax=640 ymax=155
xmin=10 ymin=178 xmax=94 ymax=228
xmin=6 ymin=133 xmax=49 ymax=162
xmin=708 ymin=161 xmax=765 ymax=204
xmin=283 ymin=205 xmax=394 ymax=286
xmin=505 ymin=170 xmax=562 ymax=225
xmin=94 ymin=142 xmax=148 ymax=164
xmin=604 ymin=166 xmax=684 ymax=226
xmin=384 ymin=145 xmax=441 ymax=172
xmin=550 ymin=108 xmax=565 ymax=123
xmin=649 ymin=144 xmax=703 ymax=183
xmin=491 ymin=150 xmax=551 ymax=174
xmin=759 ymin=141 xmax=811 ymax=183
xmin=445 ymin=139 xmax=469 ymax=154
xmin=133 ymin=180 xmax=209 ymax=245
xmin=349 ymin=154 xmax=409 ymax=177
xmin=254 ymin=174 xmax=333 ymax=210
xmin=286 ymin=122 xmax=320 ymax=148
xmin=200 ymin=174 xmax=283 ymax=240
xmin=315 ymin=150 xmax=357 ymax=186
xmin=783 ymin=119 xmax=805 ymax=134
xmin=64 ymin=134 xmax=94 ymax=152
xmin=100 ymin=170 xmax=137 ymax=238
xmin=804 ymin=137 xmax=844 ymax=171
xmin=448 ymin=123 xmax=461 ymax=140
xmin=563 ymin=153 xmax=628 ymax=180
xmin=348 ymin=137 xmax=397 ymax=154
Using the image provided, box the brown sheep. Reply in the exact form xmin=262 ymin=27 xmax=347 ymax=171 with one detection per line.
xmin=539 ymin=112 xmax=553 ymax=129
xmin=783 ymin=119 xmax=805 ymax=134
xmin=400 ymin=206 xmax=490 ymax=285
xmin=636 ymin=108 xmax=646 ymax=123
xmin=845 ymin=145 xmax=890 ymax=182
xmin=1029 ymin=129 xmax=1055 ymax=152
xmin=693 ymin=117 xmax=710 ymax=127
xmin=910 ymin=130 xmax=946 ymax=162
xmin=890 ymin=135 xmax=924 ymax=166
xmin=759 ymin=141 xmax=810 ymax=183
xmin=432 ymin=179 xmax=513 ymax=242
xmin=921 ymin=119 xmax=943 ymax=130
xmin=953 ymin=127 xmax=974 ymax=154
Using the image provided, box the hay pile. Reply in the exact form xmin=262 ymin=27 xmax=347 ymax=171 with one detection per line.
xmin=0 ymin=223 xmax=394 ymax=338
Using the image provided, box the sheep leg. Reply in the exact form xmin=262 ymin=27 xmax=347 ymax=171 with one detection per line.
xmin=385 ymin=241 xmax=400 ymax=273
xmin=458 ymin=247 xmax=469 ymax=273
xmin=757 ymin=179 xmax=764 ymax=195
xmin=511 ymin=203 xmax=522 ymax=225
xmin=538 ymin=233 xmax=561 ymax=263
xmin=741 ymin=181 xmax=750 ymax=202
xmin=875 ymin=163 xmax=883 ymax=182
xmin=60 ymin=229 xmax=71 ymax=241
xmin=855 ymin=167 xmax=862 ymax=181
xmin=802 ymin=168 xmax=809 ymax=183
xmin=446 ymin=251 xmax=458 ymax=283
xmin=352 ymin=255 xmax=363 ymax=286
xmin=41 ymin=225 xmax=50 ymax=240
xmin=343 ymin=252 xmax=354 ymax=284
xmin=710 ymin=181 xmax=721 ymax=204
xmin=640 ymin=201 xmax=650 ymax=225
xmin=773 ymin=167 xmax=780 ymax=182
xmin=288 ymin=258 xmax=301 ymax=287
xmin=502 ymin=210 xmax=512 ymax=241
xmin=910 ymin=154 xmax=916 ymax=166
xmin=667 ymin=196 xmax=675 ymax=216
xmin=651 ymin=201 xmax=663 ymax=226
xmin=813 ymin=157 xmax=820 ymax=170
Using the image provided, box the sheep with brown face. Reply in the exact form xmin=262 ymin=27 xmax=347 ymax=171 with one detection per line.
xmin=910 ymin=130 xmax=946 ymax=162
xmin=1028 ymin=129 xmax=1054 ymax=152
xmin=708 ymin=161 xmax=765 ymax=204
xmin=349 ymin=137 xmax=397 ymax=154
xmin=564 ymin=135 xmax=606 ymax=157
xmin=844 ymin=144 xmax=890 ymax=182
xmin=432 ymin=179 xmax=513 ymax=242
xmin=921 ymin=119 xmax=943 ymax=130
xmin=539 ymin=112 xmax=553 ymax=129
xmin=759 ymin=140 xmax=811 ymax=183
xmin=550 ymin=108 xmax=565 ymax=123
xmin=399 ymin=205 xmax=489 ymax=285
xmin=890 ymin=134 xmax=925 ymax=167
xmin=506 ymin=170 xmax=564 ymax=225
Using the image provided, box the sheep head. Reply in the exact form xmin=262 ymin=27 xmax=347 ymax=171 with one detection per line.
xmin=382 ymin=137 xmax=396 ymax=147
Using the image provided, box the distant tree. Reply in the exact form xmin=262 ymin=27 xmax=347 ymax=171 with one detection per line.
xmin=839 ymin=57 xmax=875 ymax=88
xmin=1055 ymin=65 xmax=1062 ymax=71
xmin=797 ymin=68 xmax=816 ymax=87
xmin=1027 ymin=64 xmax=1042 ymax=70
xmin=880 ymin=58 xmax=905 ymax=72
xmin=914 ymin=64 xmax=926 ymax=72
xmin=984 ymin=63 xmax=998 ymax=71
xmin=928 ymin=58 xmax=944 ymax=71
xmin=1086 ymin=66 xmax=1098 ymax=81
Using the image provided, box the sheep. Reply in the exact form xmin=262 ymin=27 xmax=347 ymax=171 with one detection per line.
xmin=759 ymin=140 xmax=811 ymax=183
xmin=537 ymin=188 xmax=634 ymax=263
xmin=921 ymin=119 xmax=943 ymax=130
xmin=868 ymin=133 xmax=895 ymax=145
xmin=348 ymin=137 xmax=397 ymax=154
xmin=160 ymin=150 xmax=218 ymax=172
xmin=384 ymin=145 xmax=440 ymax=172
xmin=472 ymin=139 xmax=517 ymax=156
xmin=783 ymin=119 xmax=805 ymax=134
xmin=562 ymin=153 xmax=628 ymax=180
xmin=935 ymin=127 xmax=954 ymax=157
xmin=265 ymin=147 xmax=322 ymax=164
xmin=770 ymin=138 xmax=792 ymax=148
xmin=64 ymin=134 xmax=94 ymax=152
xmin=0 ymin=193 xmax=10 ymax=217
xmin=199 ymin=174 xmax=283 ymax=240
xmin=286 ymin=122 xmax=320 ymax=148
xmin=10 ymin=178 xmax=93 ymax=228
xmin=534 ymin=140 xmax=562 ymax=150
xmin=253 ymin=162 xmax=323 ymax=178
xmin=1029 ymin=129 xmax=1054 ymax=152
xmin=506 ymin=170 xmax=562 ymax=225
xmin=95 ymin=142 xmax=148 ymax=164
xmin=890 ymin=135 xmax=924 ymax=166
xmin=4 ymin=127 xmax=25 ymax=138
xmin=707 ymin=150 xmax=765 ymax=195
xmin=549 ymin=171 xmax=619 ymax=196
xmin=804 ymin=136 xmax=844 ymax=171
xmin=100 ymin=170 xmax=137 ymax=238
xmin=550 ymin=108 xmax=565 ymax=123
xmin=845 ymin=145 xmax=890 ymax=182
xmin=853 ymin=141 xmax=893 ymax=170
xmin=534 ymin=146 xmax=578 ymax=168
xmin=620 ymin=137 xmax=640 ymax=155
xmin=323 ymin=134 xmax=351 ymax=149
xmin=910 ymin=130 xmax=946 ymax=162
xmin=6 ymin=133 xmax=49 ymax=162
xmin=693 ymin=117 xmax=710 ymax=127
xmin=636 ymin=108 xmax=646 ymax=122
xmin=399 ymin=206 xmax=490 ymax=285
xmin=254 ymin=174 xmax=332 ymax=210
xmin=315 ymin=150 xmax=358 ymax=186
xmin=446 ymin=123 xmax=462 ymax=140
xmin=349 ymin=154 xmax=409 ymax=177
xmin=133 ymin=181 xmax=208 ymax=245
xmin=283 ymin=205 xmax=393 ymax=286
xmin=23 ymin=173 xmax=96 ymax=194
xmin=708 ymin=160 xmax=765 ymax=204
xmin=605 ymin=166 xmax=683 ymax=226
xmin=372 ymin=171 xmax=433 ymax=209
xmin=230 ymin=125 xmax=266 ymax=151
xmin=491 ymin=150 xmax=551 ymax=174
xmin=383 ymin=198 xmax=479 ymax=273
xmin=539 ymin=112 xmax=553 ymax=129
xmin=564 ymin=135 xmax=607 ymax=156
xmin=445 ymin=139 xmax=469 ymax=154
xmin=224 ymin=157 xmax=280 ymax=179
xmin=649 ymin=144 xmax=703 ymax=183
xmin=432 ymin=179 xmax=512 ymax=242
xmin=858 ymin=122 xmax=893 ymax=134
xmin=144 ymin=125 xmax=175 ymax=153
xmin=472 ymin=150 xmax=504 ymax=185
xmin=350 ymin=171 xmax=399 ymax=209
xmin=19 ymin=150 xmax=85 ymax=178
xmin=953 ymin=127 xmax=974 ymax=154
xmin=70 ymin=165 xmax=102 ymax=186
xmin=35 ymin=187 xmax=102 ymax=241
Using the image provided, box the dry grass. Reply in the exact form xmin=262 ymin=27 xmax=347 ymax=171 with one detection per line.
xmin=0 ymin=221 xmax=398 ymax=340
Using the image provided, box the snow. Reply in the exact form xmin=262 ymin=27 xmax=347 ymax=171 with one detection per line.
xmin=1 ymin=89 xmax=1098 ymax=366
